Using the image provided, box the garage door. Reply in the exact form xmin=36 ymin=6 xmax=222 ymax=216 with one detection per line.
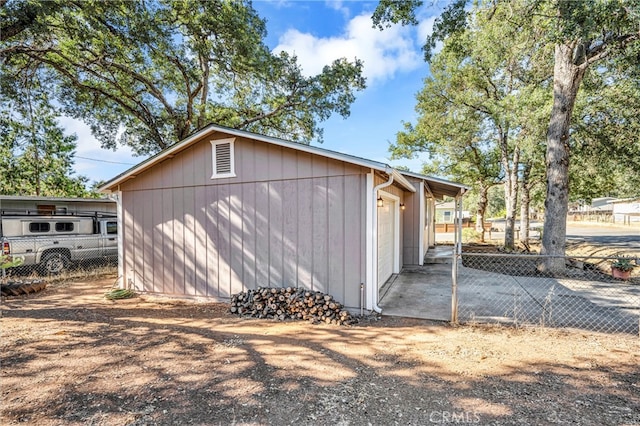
xmin=377 ymin=198 xmax=395 ymax=285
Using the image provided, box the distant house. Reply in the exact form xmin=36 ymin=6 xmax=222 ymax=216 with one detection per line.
xmin=609 ymin=197 xmax=640 ymax=224
xmin=0 ymin=195 xmax=116 ymax=216
xmin=435 ymin=200 xmax=470 ymax=224
xmin=590 ymin=197 xmax=616 ymax=212
xmin=570 ymin=197 xmax=615 ymax=213
xmin=99 ymin=124 xmax=467 ymax=312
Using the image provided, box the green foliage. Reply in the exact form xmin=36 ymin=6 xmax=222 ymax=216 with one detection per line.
xmin=611 ymin=257 xmax=636 ymax=272
xmin=0 ymin=62 xmax=89 ymax=197
xmin=376 ymin=0 xmax=640 ymax=256
xmin=2 ymin=0 xmax=366 ymax=156
xmin=0 ymin=255 xmax=24 ymax=270
xmin=569 ymin=66 xmax=640 ymax=200
xmin=372 ymin=0 xmax=423 ymax=29
xmin=461 ymin=228 xmax=481 ymax=243
xmin=388 ymin=0 xmax=551 ymax=249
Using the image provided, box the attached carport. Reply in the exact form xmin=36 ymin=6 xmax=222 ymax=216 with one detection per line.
xmin=377 ymin=172 xmax=467 ymax=318
xmin=398 ymin=171 xmax=469 ymax=266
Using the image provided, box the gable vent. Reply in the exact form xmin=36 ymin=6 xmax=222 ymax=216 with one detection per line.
xmin=215 ymin=142 xmax=232 ymax=174
xmin=211 ymin=138 xmax=236 ymax=179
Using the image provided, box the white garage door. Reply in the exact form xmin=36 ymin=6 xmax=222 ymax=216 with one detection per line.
xmin=377 ymin=198 xmax=395 ymax=285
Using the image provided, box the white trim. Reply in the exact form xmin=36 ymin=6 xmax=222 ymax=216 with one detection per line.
xmin=114 ymin=191 xmax=124 ymax=285
xmin=210 ymin=138 xmax=236 ymax=179
xmin=370 ymin=171 xmax=395 ymax=313
xmin=365 ymin=172 xmax=374 ymax=311
xmin=378 ymin=190 xmax=401 ymax=275
xmin=400 ymin=170 xmax=470 ymax=192
xmin=418 ymin=182 xmax=425 ymax=266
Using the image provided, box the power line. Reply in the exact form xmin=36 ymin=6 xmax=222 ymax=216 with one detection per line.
xmin=75 ymin=155 xmax=136 ymax=165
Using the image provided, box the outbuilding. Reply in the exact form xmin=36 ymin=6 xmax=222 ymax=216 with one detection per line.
xmin=100 ymin=124 xmax=466 ymax=312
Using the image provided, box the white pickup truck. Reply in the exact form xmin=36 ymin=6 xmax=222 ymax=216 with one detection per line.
xmin=0 ymin=214 xmax=117 ymax=274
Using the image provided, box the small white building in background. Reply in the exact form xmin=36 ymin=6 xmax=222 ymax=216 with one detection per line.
xmin=571 ymin=197 xmax=615 ymax=213
xmin=435 ymin=200 xmax=471 ymax=224
xmin=608 ymin=197 xmax=640 ymax=224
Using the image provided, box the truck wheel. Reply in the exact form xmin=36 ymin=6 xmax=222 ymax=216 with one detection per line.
xmin=41 ymin=253 xmax=69 ymax=275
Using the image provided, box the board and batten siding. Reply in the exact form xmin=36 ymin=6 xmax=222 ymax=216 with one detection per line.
xmin=402 ymin=179 xmax=421 ymax=265
xmin=120 ymin=134 xmax=368 ymax=308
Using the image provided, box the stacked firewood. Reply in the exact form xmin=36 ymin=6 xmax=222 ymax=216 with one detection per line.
xmin=229 ymin=287 xmax=355 ymax=325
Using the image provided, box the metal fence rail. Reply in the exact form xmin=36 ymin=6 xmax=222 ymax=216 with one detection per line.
xmin=456 ymin=252 xmax=640 ymax=335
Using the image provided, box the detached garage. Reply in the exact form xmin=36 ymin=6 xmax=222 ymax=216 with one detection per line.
xmin=100 ymin=124 xmax=466 ymax=312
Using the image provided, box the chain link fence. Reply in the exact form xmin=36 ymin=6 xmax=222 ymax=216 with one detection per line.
xmin=1 ymin=235 xmax=118 ymax=284
xmin=456 ymin=251 xmax=640 ymax=335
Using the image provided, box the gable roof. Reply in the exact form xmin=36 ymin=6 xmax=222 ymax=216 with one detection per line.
xmin=99 ymin=124 xmax=465 ymax=197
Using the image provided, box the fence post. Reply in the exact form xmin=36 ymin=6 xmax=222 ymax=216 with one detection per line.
xmin=451 ymin=245 xmax=458 ymax=324
xmin=451 ymin=193 xmax=462 ymax=324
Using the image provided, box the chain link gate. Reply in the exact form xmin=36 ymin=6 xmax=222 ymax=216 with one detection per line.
xmin=452 ymin=251 xmax=640 ymax=335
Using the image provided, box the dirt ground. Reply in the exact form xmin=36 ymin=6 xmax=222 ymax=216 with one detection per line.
xmin=1 ymin=276 xmax=639 ymax=426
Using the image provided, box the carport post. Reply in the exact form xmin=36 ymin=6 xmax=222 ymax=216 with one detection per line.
xmin=451 ymin=194 xmax=463 ymax=323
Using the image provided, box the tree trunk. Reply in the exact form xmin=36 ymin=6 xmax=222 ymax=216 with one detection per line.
xmin=475 ymin=183 xmax=489 ymax=243
xmin=503 ymin=145 xmax=520 ymax=250
xmin=519 ymin=162 xmax=531 ymax=245
xmin=541 ymin=43 xmax=586 ymax=272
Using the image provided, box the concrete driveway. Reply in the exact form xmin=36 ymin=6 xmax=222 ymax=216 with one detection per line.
xmin=380 ymin=260 xmax=640 ymax=335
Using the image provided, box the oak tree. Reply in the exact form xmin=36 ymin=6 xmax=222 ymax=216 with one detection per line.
xmin=2 ymin=0 xmax=366 ymax=156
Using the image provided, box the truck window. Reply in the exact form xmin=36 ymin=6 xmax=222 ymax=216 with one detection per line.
xmin=29 ymin=222 xmax=50 ymax=233
xmin=55 ymin=222 xmax=74 ymax=232
xmin=106 ymin=222 xmax=117 ymax=235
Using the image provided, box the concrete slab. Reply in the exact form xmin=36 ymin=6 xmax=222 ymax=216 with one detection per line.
xmin=379 ymin=260 xmax=640 ymax=334
xmin=379 ymin=263 xmax=453 ymax=321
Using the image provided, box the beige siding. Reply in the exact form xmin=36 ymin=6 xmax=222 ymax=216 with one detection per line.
xmin=402 ymin=186 xmax=420 ymax=265
xmin=124 ymin=135 xmax=365 ymax=191
xmin=402 ymin=179 xmax=427 ymax=265
xmin=120 ymin=137 xmax=367 ymax=308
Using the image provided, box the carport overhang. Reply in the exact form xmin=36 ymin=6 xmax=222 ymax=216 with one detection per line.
xmin=400 ymin=171 xmax=469 ymax=199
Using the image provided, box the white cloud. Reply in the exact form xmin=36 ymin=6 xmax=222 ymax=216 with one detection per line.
xmin=324 ymin=0 xmax=350 ymax=19
xmin=272 ymin=12 xmax=423 ymax=84
xmin=417 ymin=16 xmax=437 ymax=46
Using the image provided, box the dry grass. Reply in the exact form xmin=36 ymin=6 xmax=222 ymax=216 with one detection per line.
xmin=1 ymin=276 xmax=639 ymax=425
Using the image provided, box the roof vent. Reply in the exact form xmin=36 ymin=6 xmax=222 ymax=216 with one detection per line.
xmin=211 ymin=138 xmax=236 ymax=179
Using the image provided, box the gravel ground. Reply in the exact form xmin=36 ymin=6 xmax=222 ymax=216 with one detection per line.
xmin=1 ymin=275 xmax=639 ymax=425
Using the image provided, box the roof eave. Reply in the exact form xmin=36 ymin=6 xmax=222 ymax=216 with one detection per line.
xmin=390 ymin=169 xmax=416 ymax=193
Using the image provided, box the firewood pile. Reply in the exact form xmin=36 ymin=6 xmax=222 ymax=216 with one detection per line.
xmin=230 ymin=287 xmax=355 ymax=325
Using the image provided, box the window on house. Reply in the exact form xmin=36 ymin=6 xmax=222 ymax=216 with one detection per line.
xmin=55 ymin=222 xmax=74 ymax=232
xmin=443 ymin=211 xmax=452 ymax=223
xmin=211 ymin=138 xmax=236 ymax=179
xmin=29 ymin=222 xmax=50 ymax=233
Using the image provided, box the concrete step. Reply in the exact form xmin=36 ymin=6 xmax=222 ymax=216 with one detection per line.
xmin=424 ymin=246 xmax=454 ymax=264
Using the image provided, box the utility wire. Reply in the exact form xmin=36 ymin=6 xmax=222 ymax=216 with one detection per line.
xmin=75 ymin=155 xmax=136 ymax=165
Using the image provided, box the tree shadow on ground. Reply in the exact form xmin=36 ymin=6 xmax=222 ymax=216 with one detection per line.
xmin=2 ymin=293 xmax=639 ymax=426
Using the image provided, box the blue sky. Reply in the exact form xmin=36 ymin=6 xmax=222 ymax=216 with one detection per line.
xmin=66 ymin=0 xmax=444 ymax=185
